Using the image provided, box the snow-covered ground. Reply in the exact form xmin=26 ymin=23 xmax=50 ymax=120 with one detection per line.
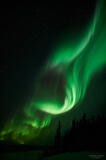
xmin=44 ymin=152 xmax=105 ymax=160
xmin=0 ymin=151 xmax=105 ymax=160
xmin=0 ymin=150 xmax=43 ymax=160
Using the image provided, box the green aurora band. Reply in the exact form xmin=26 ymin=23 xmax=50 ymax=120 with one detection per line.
xmin=0 ymin=0 xmax=106 ymax=143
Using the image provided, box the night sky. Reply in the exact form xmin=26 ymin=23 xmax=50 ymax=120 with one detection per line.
xmin=0 ymin=0 xmax=106 ymax=144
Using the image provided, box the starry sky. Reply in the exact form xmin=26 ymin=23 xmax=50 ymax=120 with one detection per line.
xmin=0 ymin=0 xmax=106 ymax=144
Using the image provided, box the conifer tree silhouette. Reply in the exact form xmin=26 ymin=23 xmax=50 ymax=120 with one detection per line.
xmin=55 ymin=121 xmax=61 ymax=152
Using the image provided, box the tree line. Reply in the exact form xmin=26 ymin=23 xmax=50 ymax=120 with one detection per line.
xmin=54 ymin=114 xmax=105 ymax=153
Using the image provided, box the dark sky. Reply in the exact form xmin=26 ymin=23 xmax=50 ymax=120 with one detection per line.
xmin=1 ymin=0 xmax=105 ymax=130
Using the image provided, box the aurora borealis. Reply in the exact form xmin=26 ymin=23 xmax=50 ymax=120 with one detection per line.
xmin=0 ymin=0 xmax=106 ymax=144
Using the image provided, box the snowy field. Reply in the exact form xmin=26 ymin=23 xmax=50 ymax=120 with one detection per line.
xmin=0 ymin=151 xmax=105 ymax=160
